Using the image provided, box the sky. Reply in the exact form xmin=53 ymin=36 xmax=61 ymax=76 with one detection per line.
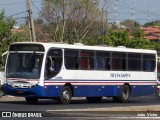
xmin=0 ymin=0 xmax=41 ymax=25
xmin=107 ymin=0 xmax=160 ymax=25
xmin=0 ymin=0 xmax=160 ymax=26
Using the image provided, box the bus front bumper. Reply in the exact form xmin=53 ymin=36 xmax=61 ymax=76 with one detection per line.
xmin=3 ymin=83 xmax=46 ymax=97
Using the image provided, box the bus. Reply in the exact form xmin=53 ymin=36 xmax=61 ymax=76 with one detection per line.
xmin=3 ymin=42 xmax=157 ymax=104
xmin=156 ymin=57 xmax=160 ymax=99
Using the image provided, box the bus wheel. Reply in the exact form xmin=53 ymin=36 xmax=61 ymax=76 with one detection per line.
xmin=25 ymin=97 xmax=38 ymax=104
xmin=113 ymin=84 xmax=130 ymax=103
xmin=58 ymin=86 xmax=72 ymax=104
xmin=86 ymin=97 xmax=102 ymax=103
xmin=120 ymin=84 xmax=130 ymax=103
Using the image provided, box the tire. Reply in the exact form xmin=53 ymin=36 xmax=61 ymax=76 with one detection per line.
xmin=86 ymin=97 xmax=102 ymax=103
xmin=25 ymin=97 xmax=38 ymax=104
xmin=113 ymin=84 xmax=130 ymax=103
xmin=58 ymin=86 xmax=72 ymax=104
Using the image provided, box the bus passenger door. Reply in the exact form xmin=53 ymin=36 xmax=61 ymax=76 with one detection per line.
xmin=45 ymin=49 xmax=62 ymax=79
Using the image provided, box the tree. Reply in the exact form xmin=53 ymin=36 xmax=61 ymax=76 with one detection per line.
xmin=0 ymin=10 xmax=15 ymax=70
xmin=0 ymin=11 xmax=15 ymax=53
xmin=131 ymin=28 xmax=144 ymax=38
xmin=143 ymin=20 xmax=160 ymax=27
xmin=8 ymin=26 xmax=30 ymax=42
xmin=83 ymin=30 xmax=160 ymax=53
xmin=120 ymin=19 xmax=141 ymax=29
xmin=0 ymin=11 xmax=15 ymax=42
xmin=98 ymin=31 xmax=130 ymax=47
xmin=33 ymin=19 xmax=50 ymax=42
xmin=83 ymin=31 xmax=130 ymax=46
xmin=40 ymin=0 xmax=103 ymax=43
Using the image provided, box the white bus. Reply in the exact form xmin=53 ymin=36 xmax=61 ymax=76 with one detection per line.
xmin=3 ymin=42 xmax=157 ymax=104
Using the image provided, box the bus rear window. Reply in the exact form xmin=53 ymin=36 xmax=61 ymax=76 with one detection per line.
xmin=143 ymin=54 xmax=156 ymax=71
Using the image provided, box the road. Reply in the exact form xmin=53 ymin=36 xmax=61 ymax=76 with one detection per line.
xmin=0 ymin=95 xmax=160 ymax=119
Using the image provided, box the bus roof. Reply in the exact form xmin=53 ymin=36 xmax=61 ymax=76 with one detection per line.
xmin=10 ymin=42 xmax=157 ymax=54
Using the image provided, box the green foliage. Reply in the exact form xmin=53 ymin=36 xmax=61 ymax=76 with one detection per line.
xmin=0 ymin=11 xmax=15 ymax=40
xmin=0 ymin=11 xmax=15 ymax=70
xmin=9 ymin=31 xmax=30 ymax=43
xmin=131 ymin=28 xmax=144 ymax=38
xmin=143 ymin=20 xmax=160 ymax=27
xmin=120 ymin=19 xmax=141 ymax=28
xmin=0 ymin=11 xmax=15 ymax=55
xmin=0 ymin=11 xmax=15 ymax=41
xmin=83 ymin=31 xmax=130 ymax=47
xmin=105 ymin=31 xmax=130 ymax=46
xmin=128 ymin=38 xmax=151 ymax=49
xmin=83 ymin=29 xmax=160 ymax=53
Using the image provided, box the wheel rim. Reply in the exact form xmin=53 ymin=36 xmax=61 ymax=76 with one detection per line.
xmin=62 ymin=90 xmax=70 ymax=101
xmin=122 ymin=88 xmax=129 ymax=100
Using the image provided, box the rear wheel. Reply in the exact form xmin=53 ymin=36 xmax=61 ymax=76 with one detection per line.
xmin=25 ymin=97 xmax=38 ymax=104
xmin=86 ymin=97 xmax=102 ymax=103
xmin=113 ymin=84 xmax=130 ymax=103
xmin=58 ymin=86 xmax=72 ymax=104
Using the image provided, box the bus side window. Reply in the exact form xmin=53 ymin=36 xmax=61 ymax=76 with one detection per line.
xmin=96 ymin=51 xmax=110 ymax=70
xmin=80 ymin=52 xmax=87 ymax=69
xmin=106 ymin=58 xmax=111 ymax=70
xmin=80 ymin=51 xmax=94 ymax=70
xmin=95 ymin=58 xmax=100 ymax=69
xmin=112 ymin=52 xmax=126 ymax=70
xmin=112 ymin=53 xmax=118 ymax=70
xmin=80 ymin=58 xmax=88 ymax=69
xmin=143 ymin=54 xmax=155 ymax=72
xmin=45 ymin=49 xmax=62 ymax=78
xmin=128 ymin=53 xmax=141 ymax=71
xmin=64 ymin=49 xmax=79 ymax=70
xmin=144 ymin=60 xmax=153 ymax=71
xmin=87 ymin=58 xmax=92 ymax=69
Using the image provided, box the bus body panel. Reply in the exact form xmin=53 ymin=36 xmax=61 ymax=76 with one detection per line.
xmin=4 ymin=84 xmax=156 ymax=97
xmin=72 ymin=85 xmax=121 ymax=97
xmin=130 ymin=85 xmax=156 ymax=96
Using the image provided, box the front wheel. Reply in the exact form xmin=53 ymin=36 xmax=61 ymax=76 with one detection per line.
xmin=58 ymin=86 xmax=72 ymax=104
xmin=25 ymin=97 xmax=38 ymax=104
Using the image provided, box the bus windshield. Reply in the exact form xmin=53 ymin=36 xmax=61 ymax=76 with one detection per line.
xmin=6 ymin=52 xmax=44 ymax=79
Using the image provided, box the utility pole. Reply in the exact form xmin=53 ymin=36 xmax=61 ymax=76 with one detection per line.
xmin=26 ymin=0 xmax=36 ymax=42
xmin=148 ymin=0 xmax=151 ymax=22
xmin=131 ymin=0 xmax=135 ymax=20
xmin=113 ymin=0 xmax=118 ymax=23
